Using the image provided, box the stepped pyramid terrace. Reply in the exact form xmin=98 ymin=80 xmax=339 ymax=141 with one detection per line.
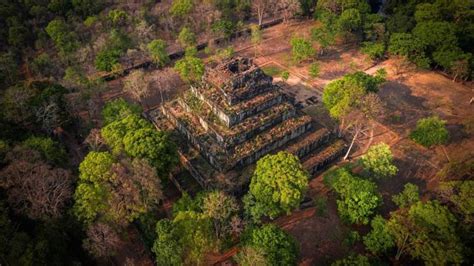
xmin=150 ymin=57 xmax=347 ymax=191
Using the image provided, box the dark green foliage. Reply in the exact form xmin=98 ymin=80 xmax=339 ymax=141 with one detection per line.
xmin=388 ymin=32 xmax=431 ymax=68
xmin=101 ymin=98 xmax=142 ymax=126
xmin=72 ymin=0 xmax=105 ymax=17
xmin=343 ymin=230 xmax=360 ymax=247
xmin=299 ymin=0 xmax=317 ymax=16
xmin=95 ymin=30 xmax=131 ymax=71
xmin=363 ymin=215 xmax=395 ymax=254
xmin=387 ymin=200 xmax=463 ymax=264
xmin=338 ymin=9 xmax=362 ymax=32
xmin=244 ymin=152 xmax=309 ymax=222
xmin=101 ymin=114 xmax=152 ymax=154
xmin=212 ymin=19 xmax=236 ymax=39
xmin=392 ymin=183 xmax=420 ymax=208
xmin=0 ymin=202 xmax=85 ymax=265
xmin=123 ymin=128 xmax=178 ymax=176
xmin=95 ymin=49 xmax=121 ymax=72
xmin=410 ymin=116 xmax=449 ymax=147
xmin=0 ymin=51 xmax=19 ymax=87
xmin=152 ymin=219 xmax=184 ymax=266
xmin=361 ymin=42 xmax=385 ymax=60
xmin=332 ymin=254 xmax=370 ymax=266
xmin=22 ymin=136 xmax=67 ymax=166
xmin=172 ymin=192 xmax=205 ymax=216
xmin=325 ymin=168 xmax=381 ymax=225
xmin=242 ymin=224 xmax=298 ymax=266
xmin=45 ymin=19 xmax=78 ymax=54
xmin=73 ymin=151 xmax=114 ymax=224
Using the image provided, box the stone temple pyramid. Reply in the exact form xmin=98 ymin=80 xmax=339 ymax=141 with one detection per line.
xmin=154 ymin=57 xmax=346 ymax=191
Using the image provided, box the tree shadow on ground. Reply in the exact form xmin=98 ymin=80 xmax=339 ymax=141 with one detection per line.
xmin=378 ymin=81 xmax=431 ymax=134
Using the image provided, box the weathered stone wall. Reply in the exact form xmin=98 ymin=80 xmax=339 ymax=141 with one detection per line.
xmin=190 ymin=86 xmax=283 ymax=127
xmin=161 ymin=106 xmax=225 ymax=171
xmin=304 ymin=140 xmax=347 ymax=175
xmin=233 ymin=122 xmax=312 ymax=169
xmin=179 ymin=97 xmax=296 ymax=149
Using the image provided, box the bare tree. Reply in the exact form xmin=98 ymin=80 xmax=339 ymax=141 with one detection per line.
xmin=252 ymin=0 xmax=275 ymax=26
xmin=341 ymin=93 xmax=384 ymax=160
xmin=84 ymin=128 xmax=105 ymax=151
xmin=108 ymin=158 xmax=163 ymax=223
xmin=83 ymin=222 xmax=122 ymax=258
xmin=0 ymin=158 xmax=74 ymax=221
xmin=277 ymin=0 xmax=301 ymax=24
xmin=35 ymin=100 xmax=63 ymax=135
xmin=123 ymin=69 xmax=150 ymax=108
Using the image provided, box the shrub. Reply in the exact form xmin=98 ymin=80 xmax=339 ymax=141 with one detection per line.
xmin=361 ymin=42 xmax=385 ymax=60
xmin=410 ymin=116 xmax=449 ymax=147
xmin=309 ymin=62 xmax=320 ymax=78
xmin=392 ymin=183 xmax=419 ymax=208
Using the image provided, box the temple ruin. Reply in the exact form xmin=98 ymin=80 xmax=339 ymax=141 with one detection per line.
xmin=151 ymin=57 xmax=346 ymax=191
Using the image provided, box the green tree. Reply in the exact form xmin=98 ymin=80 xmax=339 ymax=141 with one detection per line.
xmin=178 ymin=27 xmax=197 ymax=48
xmin=244 ymin=152 xmax=309 ymax=222
xmin=174 ymin=49 xmax=205 ymax=83
xmin=331 ymin=254 xmax=370 ymax=266
xmin=73 ymin=151 xmax=114 ymax=224
xmin=392 ymin=183 xmax=420 ymax=208
xmin=338 ymin=8 xmax=362 ymax=32
xmin=152 ymin=219 xmax=184 ymax=266
xmin=123 ymin=128 xmax=178 ymax=176
xmin=326 ymin=168 xmax=381 ymax=224
xmin=410 ymin=116 xmax=449 ymax=147
xmin=242 ymin=224 xmax=298 ymax=266
xmin=414 ymin=3 xmax=441 ymax=23
xmin=387 ymin=200 xmax=463 ymax=264
xmin=107 ymin=9 xmax=128 ymax=25
xmin=95 ymin=49 xmax=121 ymax=72
xmin=290 ymin=36 xmax=314 ymax=63
xmin=147 ymin=39 xmax=170 ymax=67
xmin=22 ymin=136 xmax=67 ymax=166
xmin=101 ymin=114 xmax=152 ymax=154
xmin=361 ymin=42 xmax=385 ymax=60
xmin=363 ymin=215 xmax=395 ymax=254
xmin=412 ymin=21 xmax=457 ymax=51
xmin=101 ymin=98 xmax=142 ymax=126
xmin=45 ymin=19 xmax=78 ymax=54
xmin=388 ymin=33 xmax=430 ymax=69
xmin=438 ymin=180 xmax=474 ymax=224
xmin=170 ymin=0 xmax=194 ymax=17
xmin=174 ymin=211 xmax=215 ymax=264
xmin=202 ymin=191 xmax=239 ymax=239
xmin=298 ymin=0 xmax=316 ymax=16
xmin=359 ymin=143 xmax=398 ymax=179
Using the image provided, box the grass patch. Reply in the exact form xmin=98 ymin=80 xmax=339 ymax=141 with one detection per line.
xmin=262 ymin=65 xmax=283 ymax=77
